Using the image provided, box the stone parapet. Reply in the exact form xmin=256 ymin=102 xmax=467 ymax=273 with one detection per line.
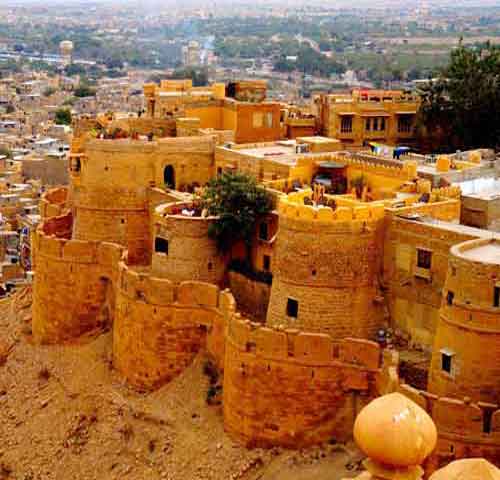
xmin=223 ymin=314 xmax=382 ymax=447
xmin=32 ymin=215 xmax=124 ymax=343
xmin=398 ymin=384 xmax=500 ymax=472
xmin=113 ymin=261 xmax=235 ymax=390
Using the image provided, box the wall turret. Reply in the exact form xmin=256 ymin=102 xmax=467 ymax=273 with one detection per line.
xmin=266 ymin=191 xmax=385 ymax=338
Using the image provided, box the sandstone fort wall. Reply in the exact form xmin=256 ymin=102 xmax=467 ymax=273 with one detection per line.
xmin=223 ymin=315 xmax=382 ymax=447
xmin=399 ymin=383 xmax=500 ymax=472
xmin=113 ymin=261 xmax=235 ymax=390
xmin=32 ymin=213 xmax=124 ymax=343
xmin=429 ymin=238 xmax=500 ymax=403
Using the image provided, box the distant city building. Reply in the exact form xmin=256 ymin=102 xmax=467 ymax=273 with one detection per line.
xmin=59 ymin=40 xmax=74 ymax=66
xmin=182 ymin=40 xmax=200 ymax=66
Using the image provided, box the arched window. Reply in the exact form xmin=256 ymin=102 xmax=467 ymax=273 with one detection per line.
xmin=163 ymin=165 xmax=175 ymax=188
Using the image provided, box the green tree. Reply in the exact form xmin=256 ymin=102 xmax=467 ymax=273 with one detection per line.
xmin=74 ymin=84 xmax=96 ymax=98
xmin=0 ymin=147 xmax=12 ymax=159
xmin=170 ymin=67 xmax=209 ymax=87
xmin=43 ymin=87 xmax=56 ymax=97
xmin=199 ymin=172 xmax=272 ymax=258
xmin=419 ymin=42 xmax=500 ymax=150
xmin=54 ymin=108 xmax=72 ymax=125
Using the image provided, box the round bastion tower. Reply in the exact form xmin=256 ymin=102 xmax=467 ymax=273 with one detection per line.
xmin=266 ymin=191 xmax=385 ymax=338
xmin=151 ymin=202 xmax=225 ymax=284
xmin=428 ymin=238 xmax=500 ymax=404
xmin=70 ymin=139 xmax=156 ymax=264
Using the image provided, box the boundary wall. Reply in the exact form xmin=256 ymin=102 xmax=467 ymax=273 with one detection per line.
xmin=113 ymin=261 xmax=235 ymax=390
xmin=32 ymin=212 xmax=124 ymax=343
xmin=398 ymin=383 xmax=500 ymax=472
xmin=224 ymin=314 xmax=382 ymax=447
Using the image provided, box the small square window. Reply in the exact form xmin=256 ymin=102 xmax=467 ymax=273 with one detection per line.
xmin=155 ymin=237 xmax=168 ymax=254
xmin=259 ymin=222 xmax=269 ymax=241
xmin=265 ymin=112 xmax=273 ymax=128
xmin=441 ymin=352 xmax=452 ymax=373
xmin=417 ymin=248 xmax=432 ymax=269
xmin=447 ymin=291 xmax=454 ymax=306
xmin=253 ymin=112 xmax=263 ymax=128
xmin=286 ymin=298 xmax=298 ymax=318
xmin=263 ymin=255 xmax=271 ymax=272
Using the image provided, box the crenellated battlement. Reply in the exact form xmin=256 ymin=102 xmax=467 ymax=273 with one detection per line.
xmin=223 ymin=313 xmax=383 ymax=447
xmin=118 ymin=260 xmax=231 ymax=313
xmin=113 ymin=261 xmax=235 ymax=390
xmin=226 ymin=314 xmax=381 ymax=369
xmin=39 ymin=186 xmax=70 ymax=218
xmin=300 ymin=152 xmax=417 ymax=180
xmin=34 ymin=217 xmax=123 ymax=270
xmin=399 ymin=383 xmax=500 ymax=444
xmin=278 ymin=191 xmax=385 ymax=225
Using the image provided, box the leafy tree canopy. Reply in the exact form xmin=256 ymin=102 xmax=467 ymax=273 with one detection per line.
xmin=54 ymin=108 xmax=72 ymax=125
xmin=419 ymin=42 xmax=500 ymax=150
xmin=73 ymin=84 xmax=96 ymax=98
xmin=199 ymin=172 xmax=272 ymax=253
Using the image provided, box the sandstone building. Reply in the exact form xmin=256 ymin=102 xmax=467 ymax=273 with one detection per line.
xmin=28 ymin=81 xmax=500 ymax=474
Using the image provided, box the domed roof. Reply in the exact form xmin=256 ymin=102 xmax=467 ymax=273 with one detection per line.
xmin=353 ymin=392 xmax=437 ymax=467
xmin=430 ymin=459 xmax=500 ymax=480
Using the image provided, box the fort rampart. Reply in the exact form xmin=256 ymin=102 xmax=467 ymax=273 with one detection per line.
xmin=223 ymin=314 xmax=382 ymax=447
xmin=398 ymin=383 xmax=500 ymax=472
xmin=113 ymin=260 xmax=235 ymax=390
xmin=32 ymin=212 xmax=124 ymax=343
xmin=429 ymin=238 xmax=500 ymax=404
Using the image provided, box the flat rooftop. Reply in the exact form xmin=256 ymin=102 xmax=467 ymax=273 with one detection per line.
xmin=456 ymin=177 xmax=500 ymax=200
xmin=398 ymin=215 xmax=500 ymax=240
xmin=238 ymin=145 xmax=296 ymax=159
xmin=461 ymin=242 xmax=500 ymax=264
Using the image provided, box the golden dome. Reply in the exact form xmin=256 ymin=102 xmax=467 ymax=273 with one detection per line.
xmin=353 ymin=392 xmax=437 ymax=467
xmin=430 ymin=459 xmax=500 ymax=480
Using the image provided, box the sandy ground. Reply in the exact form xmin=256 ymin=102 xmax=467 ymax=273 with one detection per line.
xmin=0 ymin=287 xmax=364 ymax=480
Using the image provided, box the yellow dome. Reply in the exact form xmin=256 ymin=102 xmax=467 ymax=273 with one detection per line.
xmin=353 ymin=392 xmax=437 ymax=467
xmin=430 ymin=459 xmax=500 ymax=480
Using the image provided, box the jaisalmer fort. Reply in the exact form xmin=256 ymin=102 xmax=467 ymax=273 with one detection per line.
xmin=1 ymin=74 xmax=500 ymax=478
